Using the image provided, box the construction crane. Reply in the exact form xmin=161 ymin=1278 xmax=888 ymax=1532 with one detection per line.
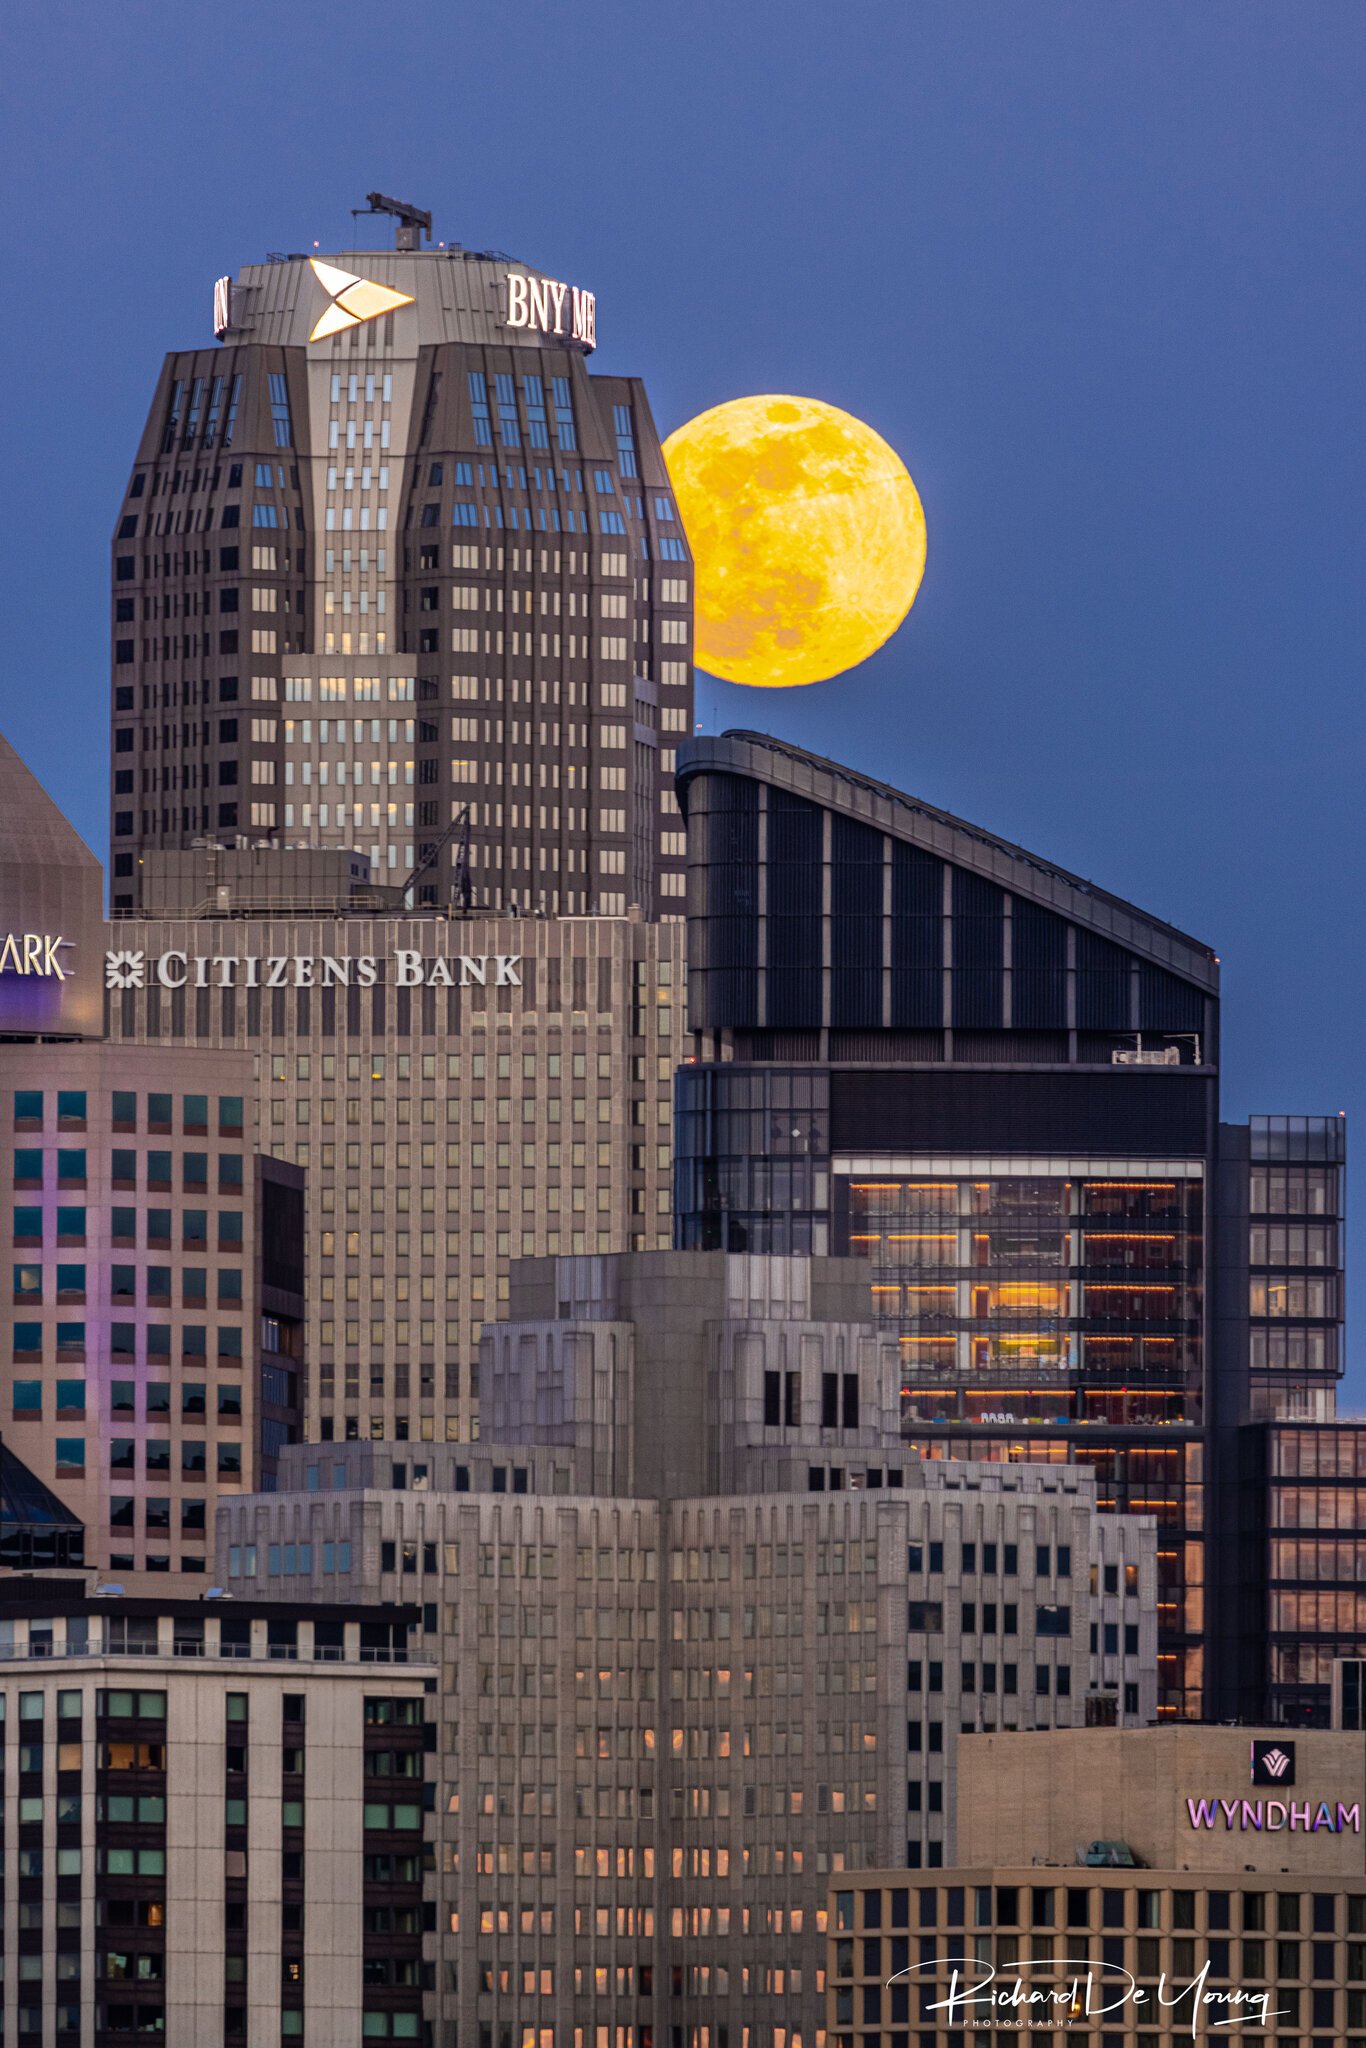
xmin=356 ymin=192 xmax=433 ymax=252
xmin=403 ymin=806 xmax=473 ymax=913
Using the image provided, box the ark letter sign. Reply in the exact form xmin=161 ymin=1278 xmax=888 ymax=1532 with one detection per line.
xmin=0 ymin=932 xmax=71 ymax=979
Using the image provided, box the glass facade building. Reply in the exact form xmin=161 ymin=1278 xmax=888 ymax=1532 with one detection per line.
xmin=1215 ymin=1419 xmax=1366 ymax=1726
xmin=674 ymin=731 xmax=1350 ymax=1723
xmin=1247 ymin=1115 xmax=1346 ymax=1421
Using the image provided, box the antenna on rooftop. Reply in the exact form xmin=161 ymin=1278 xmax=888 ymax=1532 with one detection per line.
xmin=356 ymin=192 xmax=433 ymax=251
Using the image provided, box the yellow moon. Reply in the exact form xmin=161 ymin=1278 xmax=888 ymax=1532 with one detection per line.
xmin=662 ymin=394 xmax=925 ymax=689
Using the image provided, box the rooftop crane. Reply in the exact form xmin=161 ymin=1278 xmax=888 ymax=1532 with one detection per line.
xmin=403 ymin=806 xmax=473 ymax=913
xmin=356 ymin=192 xmax=433 ymax=251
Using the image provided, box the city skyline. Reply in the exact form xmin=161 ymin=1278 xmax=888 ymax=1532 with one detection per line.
xmin=1 ymin=12 xmax=1362 ymax=2044
xmin=4 ymin=4 xmax=1361 ymax=1400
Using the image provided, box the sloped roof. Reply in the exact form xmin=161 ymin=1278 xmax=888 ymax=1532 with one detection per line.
xmin=0 ymin=732 xmax=100 ymax=875
xmin=0 ymin=1441 xmax=84 ymax=1531
xmin=677 ymin=729 xmax=1217 ymax=991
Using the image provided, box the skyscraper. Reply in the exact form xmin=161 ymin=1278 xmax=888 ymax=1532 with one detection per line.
xmin=672 ymin=729 xmax=1351 ymax=1721
xmin=109 ymin=195 xmax=692 ymax=919
xmin=224 ymin=1248 xmax=1155 ymax=2047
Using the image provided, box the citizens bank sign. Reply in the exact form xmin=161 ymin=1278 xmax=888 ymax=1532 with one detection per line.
xmin=105 ymin=949 xmax=522 ymax=991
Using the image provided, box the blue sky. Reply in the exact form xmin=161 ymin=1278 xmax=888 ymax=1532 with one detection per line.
xmin=3 ymin=1 xmax=1363 ymax=1398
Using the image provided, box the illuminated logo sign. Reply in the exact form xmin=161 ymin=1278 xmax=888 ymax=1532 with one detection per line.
xmin=308 ymin=258 xmax=414 ymax=343
xmin=105 ymin=949 xmax=522 ymax=990
xmin=1182 ymin=1738 xmax=1360 ymax=1833
xmin=1186 ymin=1795 xmax=1358 ymax=1835
xmin=0 ymin=933 xmax=71 ymax=980
xmin=504 ymin=273 xmax=596 ymax=351
xmin=213 ymin=275 xmax=233 ymax=338
xmin=1251 ymin=1740 xmax=1295 ymax=1785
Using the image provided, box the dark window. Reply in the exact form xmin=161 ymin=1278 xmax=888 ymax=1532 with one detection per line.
xmin=1012 ymin=900 xmax=1068 ymax=1029
xmin=952 ymin=868 xmax=1004 ymax=1028
xmin=830 ymin=815 xmax=883 ymax=1028
xmin=1139 ymin=962 xmax=1203 ymax=1033
xmin=699 ymin=773 xmax=759 ymax=1029
xmin=1076 ymin=930 xmax=1131 ymax=1031
xmin=767 ymin=789 xmax=823 ymax=1026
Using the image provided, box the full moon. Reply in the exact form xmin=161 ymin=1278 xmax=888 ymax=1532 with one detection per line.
xmin=662 ymin=395 xmax=926 ymax=689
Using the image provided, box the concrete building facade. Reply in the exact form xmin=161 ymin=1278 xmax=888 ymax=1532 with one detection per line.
xmin=0 ymin=734 xmax=304 ymax=1589
xmin=106 ymin=902 xmax=686 ymax=1444
xmin=830 ymin=1725 xmax=1366 ymax=2047
xmin=1 ymin=1040 xmax=303 ymax=1587
xmin=0 ymin=1583 xmax=430 ymax=2047
xmin=220 ymin=1250 xmax=1157 ymax=2048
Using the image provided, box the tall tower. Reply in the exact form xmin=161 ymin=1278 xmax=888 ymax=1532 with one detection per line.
xmin=109 ymin=197 xmax=692 ymax=918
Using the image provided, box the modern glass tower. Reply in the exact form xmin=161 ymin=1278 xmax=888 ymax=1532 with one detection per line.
xmin=108 ymin=197 xmax=692 ymax=919
xmin=673 ymin=730 xmax=1350 ymax=1721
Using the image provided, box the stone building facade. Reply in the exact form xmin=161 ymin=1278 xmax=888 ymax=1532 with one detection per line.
xmin=220 ymin=1250 xmax=1158 ymax=2048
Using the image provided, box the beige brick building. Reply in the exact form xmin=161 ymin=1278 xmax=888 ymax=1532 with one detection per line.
xmin=957 ymin=1723 xmax=1366 ymax=1877
xmin=830 ymin=1725 xmax=1366 ymax=2046
xmin=105 ymin=904 xmax=686 ymax=1447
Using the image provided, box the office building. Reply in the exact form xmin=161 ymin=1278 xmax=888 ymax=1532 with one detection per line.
xmin=1334 ymin=1657 xmax=1366 ymax=1729
xmin=829 ymin=1725 xmax=1366 ymax=2046
xmin=105 ymin=890 xmax=686 ymax=1443
xmin=108 ymin=194 xmax=692 ymax=918
xmin=0 ymin=735 xmax=303 ymax=1589
xmin=673 ymin=729 xmax=1351 ymax=1721
xmin=1 ymin=1039 xmax=303 ymax=1588
xmin=1212 ymin=1415 xmax=1366 ymax=1726
xmin=2 ymin=726 xmax=682 ymax=1462
xmin=1206 ymin=1115 xmax=1364 ymax=1724
xmin=0 ymin=1581 xmax=429 ymax=2046
xmin=220 ymin=1248 xmax=1156 ymax=2048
